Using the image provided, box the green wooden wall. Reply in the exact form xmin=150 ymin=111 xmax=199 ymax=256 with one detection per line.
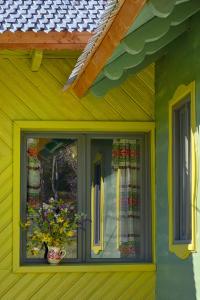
xmin=155 ymin=12 xmax=200 ymax=300
xmin=0 ymin=51 xmax=155 ymax=299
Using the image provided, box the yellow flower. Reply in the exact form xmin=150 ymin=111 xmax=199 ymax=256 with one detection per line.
xmin=67 ymin=231 xmax=75 ymax=237
xmin=25 ymin=220 xmax=31 ymax=227
xmin=63 ymin=222 xmax=68 ymax=228
xmin=42 ymin=234 xmax=52 ymax=243
xmin=59 ymin=228 xmax=64 ymax=234
xmin=31 ymin=247 xmax=40 ymax=256
xmin=57 ymin=217 xmax=64 ymax=223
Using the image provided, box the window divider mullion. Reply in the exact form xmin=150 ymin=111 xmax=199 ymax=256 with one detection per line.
xmin=85 ymin=135 xmax=91 ymax=263
xmin=78 ymin=135 xmax=87 ymax=262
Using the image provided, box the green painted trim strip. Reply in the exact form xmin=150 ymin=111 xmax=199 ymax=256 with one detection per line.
xmin=104 ymin=21 xmax=187 ymax=81
xmin=92 ymin=0 xmax=200 ymax=96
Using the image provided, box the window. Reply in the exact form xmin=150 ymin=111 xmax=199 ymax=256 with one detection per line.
xmin=173 ymin=98 xmax=191 ymax=243
xmin=13 ymin=121 xmax=155 ymax=271
xmin=169 ymin=82 xmax=196 ymax=259
xmin=20 ymin=132 xmax=151 ymax=265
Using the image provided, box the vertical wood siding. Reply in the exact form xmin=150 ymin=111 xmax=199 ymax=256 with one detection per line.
xmin=0 ymin=53 xmax=155 ymax=300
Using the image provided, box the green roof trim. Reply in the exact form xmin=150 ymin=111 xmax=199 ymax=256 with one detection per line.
xmin=91 ymin=0 xmax=200 ymax=96
xmin=149 ymin=0 xmax=189 ymax=17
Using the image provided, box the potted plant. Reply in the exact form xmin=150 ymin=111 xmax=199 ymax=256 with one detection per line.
xmin=22 ymin=197 xmax=85 ymax=264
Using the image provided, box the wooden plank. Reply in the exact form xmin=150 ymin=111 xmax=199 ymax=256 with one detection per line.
xmin=14 ymin=274 xmax=53 ymax=300
xmin=0 ymin=79 xmax=39 ymax=120
xmin=0 ymin=271 xmax=24 ymax=299
xmin=0 ymin=43 xmax=88 ymax=50
xmin=60 ymin=273 xmax=96 ymax=300
xmin=102 ymin=272 xmax=142 ymax=299
xmin=43 ymin=58 xmax=122 ymax=121
xmin=30 ymin=274 xmax=70 ymax=300
xmin=0 ymin=195 xmax=12 ymax=232
xmin=0 ymin=224 xmax=12 ymax=267
xmin=0 ymin=49 xmax=80 ymax=59
xmin=72 ymin=0 xmax=147 ymax=97
xmin=118 ymin=272 xmax=155 ymax=300
xmin=90 ymin=273 xmax=127 ymax=300
xmin=9 ymin=57 xmax=95 ymax=121
xmin=0 ymin=31 xmax=92 ymax=50
xmin=0 ymin=110 xmax=13 ymax=148
xmin=104 ymin=87 xmax=152 ymax=121
xmin=31 ymin=273 xmax=84 ymax=299
xmin=72 ymin=272 xmax=111 ymax=300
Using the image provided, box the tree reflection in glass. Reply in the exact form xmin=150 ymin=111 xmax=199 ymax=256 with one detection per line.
xmin=26 ymin=138 xmax=78 ymax=260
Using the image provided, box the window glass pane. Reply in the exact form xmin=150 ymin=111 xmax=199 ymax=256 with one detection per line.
xmin=173 ymin=99 xmax=191 ymax=242
xmin=25 ymin=137 xmax=78 ymax=260
xmin=90 ymin=138 xmax=145 ymax=260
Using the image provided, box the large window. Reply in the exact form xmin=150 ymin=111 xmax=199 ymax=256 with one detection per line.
xmin=20 ymin=132 xmax=152 ymax=265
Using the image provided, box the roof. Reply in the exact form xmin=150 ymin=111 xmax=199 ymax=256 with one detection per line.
xmin=68 ymin=0 xmax=200 ymax=97
xmin=0 ymin=0 xmax=107 ymax=33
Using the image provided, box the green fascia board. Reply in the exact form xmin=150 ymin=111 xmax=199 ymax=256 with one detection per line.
xmin=91 ymin=47 xmax=168 ymax=97
xmin=92 ymin=21 xmax=188 ymax=96
xmin=122 ymin=0 xmax=200 ymax=56
xmin=92 ymin=0 xmax=200 ymax=95
xmin=104 ymin=22 xmax=187 ymax=81
xmin=149 ymin=0 xmax=190 ymax=18
xmin=95 ymin=0 xmax=192 ymax=83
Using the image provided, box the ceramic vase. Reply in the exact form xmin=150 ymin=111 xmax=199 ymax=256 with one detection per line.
xmin=47 ymin=246 xmax=66 ymax=264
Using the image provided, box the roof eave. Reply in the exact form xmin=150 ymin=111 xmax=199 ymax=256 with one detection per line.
xmin=71 ymin=0 xmax=147 ymax=98
xmin=0 ymin=31 xmax=92 ymax=50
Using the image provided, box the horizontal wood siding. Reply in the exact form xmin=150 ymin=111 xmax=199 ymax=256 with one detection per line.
xmin=0 ymin=53 xmax=155 ymax=299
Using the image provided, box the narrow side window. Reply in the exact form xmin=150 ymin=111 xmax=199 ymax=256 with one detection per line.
xmin=169 ymin=81 xmax=196 ymax=259
xmin=173 ymin=98 xmax=191 ymax=243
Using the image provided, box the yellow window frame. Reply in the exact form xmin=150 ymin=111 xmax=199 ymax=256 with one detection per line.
xmin=168 ymin=81 xmax=197 ymax=259
xmin=13 ymin=121 xmax=156 ymax=273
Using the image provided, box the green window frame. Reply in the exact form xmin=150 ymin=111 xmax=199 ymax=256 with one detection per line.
xmin=13 ymin=121 xmax=155 ymax=273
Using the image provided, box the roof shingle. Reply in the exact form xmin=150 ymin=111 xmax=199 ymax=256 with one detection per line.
xmin=0 ymin=0 xmax=107 ymax=33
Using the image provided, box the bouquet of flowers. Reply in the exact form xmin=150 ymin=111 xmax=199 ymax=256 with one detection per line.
xmin=22 ymin=197 xmax=85 ymax=256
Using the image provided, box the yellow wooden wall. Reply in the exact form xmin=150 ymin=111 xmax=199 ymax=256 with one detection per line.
xmin=0 ymin=51 xmax=155 ymax=300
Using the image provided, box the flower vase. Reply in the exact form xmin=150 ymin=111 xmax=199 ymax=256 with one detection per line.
xmin=47 ymin=246 xmax=66 ymax=264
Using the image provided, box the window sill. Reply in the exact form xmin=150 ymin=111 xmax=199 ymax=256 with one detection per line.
xmin=13 ymin=263 xmax=156 ymax=273
xmin=169 ymin=242 xmax=196 ymax=259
